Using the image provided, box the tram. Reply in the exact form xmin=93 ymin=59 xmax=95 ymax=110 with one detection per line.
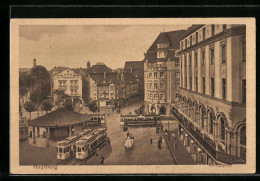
xmin=76 ymin=128 xmax=107 ymax=160
xmin=57 ymin=129 xmax=93 ymax=161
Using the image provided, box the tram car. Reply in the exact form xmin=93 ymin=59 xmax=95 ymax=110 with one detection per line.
xmin=57 ymin=129 xmax=93 ymax=161
xmin=76 ymin=128 xmax=107 ymax=160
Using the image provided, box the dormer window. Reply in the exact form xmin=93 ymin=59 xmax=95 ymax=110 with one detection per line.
xmin=157 ymin=43 xmax=169 ymax=49
xmin=157 ymin=51 xmax=167 ymax=58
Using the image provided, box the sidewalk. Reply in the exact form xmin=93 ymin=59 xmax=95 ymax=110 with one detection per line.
xmin=163 ymin=130 xmax=196 ymax=165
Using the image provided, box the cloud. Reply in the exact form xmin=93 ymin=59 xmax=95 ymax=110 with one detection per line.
xmin=19 ymin=25 xmax=67 ymax=41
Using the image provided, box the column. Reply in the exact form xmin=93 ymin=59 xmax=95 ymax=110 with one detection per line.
xmin=46 ymin=127 xmax=50 ymax=147
xmin=205 ymin=45 xmax=210 ymax=95
xmin=214 ymin=121 xmax=219 ymax=151
xmin=187 ymin=53 xmax=190 ymax=90
xmin=215 ymin=41 xmax=221 ymax=99
xmin=37 ymin=127 xmax=40 ymax=137
xmin=33 ymin=126 xmax=36 ymax=144
xmin=192 ymin=50 xmax=195 ymax=91
xmin=226 ymin=130 xmax=231 ymax=154
xmin=197 ymin=48 xmax=202 ymax=93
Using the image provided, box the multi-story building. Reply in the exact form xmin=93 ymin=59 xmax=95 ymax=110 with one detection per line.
xmin=118 ymin=72 xmax=139 ymax=106
xmin=51 ymin=68 xmax=83 ymax=105
xmin=171 ymin=24 xmax=246 ymax=164
xmin=144 ymin=30 xmax=186 ymax=115
xmin=89 ymin=72 xmax=119 ymax=108
xmin=124 ymin=61 xmax=144 ymax=97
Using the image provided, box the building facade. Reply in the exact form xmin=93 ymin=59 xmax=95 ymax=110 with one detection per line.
xmin=144 ymin=30 xmax=186 ymax=115
xmin=51 ymin=68 xmax=83 ymax=105
xmin=171 ymin=24 xmax=246 ymax=164
xmin=89 ymin=72 xmax=119 ymax=108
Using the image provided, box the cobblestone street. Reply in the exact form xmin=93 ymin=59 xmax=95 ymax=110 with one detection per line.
xmin=19 ymin=101 xmax=177 ymax=165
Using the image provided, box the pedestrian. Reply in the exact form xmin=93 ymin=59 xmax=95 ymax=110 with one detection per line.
xmin=150 ymin=138 xmax=153 ymax=144
xmin=100 ymin=155 xmax=104 ymax=165
xmin=96 ymin=148 xmax=100 ymax=156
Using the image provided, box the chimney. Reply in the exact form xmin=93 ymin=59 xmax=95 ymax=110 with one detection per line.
xmin=87 ymin=61 xmax=90 ymax=69
xmin=104 ymin=71 xmax=106 ymax=79
xmin=33 ymin=58 xmax=36 ymax=68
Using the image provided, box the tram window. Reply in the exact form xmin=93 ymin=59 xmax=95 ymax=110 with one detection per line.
xmin=59 ymin=148 xmax=62 ymax=153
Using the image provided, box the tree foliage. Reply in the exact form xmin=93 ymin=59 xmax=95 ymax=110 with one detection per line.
xmin=88 ymin=101 xmax=99 ymax=113
xmin=24 ymin=101 xmax=37 ymax=120
xmin=42 ymin=100 xmax=53 ymax=113
xmin=30 ymin=88 xmax=48 ymax=105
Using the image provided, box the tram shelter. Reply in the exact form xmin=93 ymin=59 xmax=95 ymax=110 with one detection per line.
xmin=28 ymin=108 xmax=91 ymax=147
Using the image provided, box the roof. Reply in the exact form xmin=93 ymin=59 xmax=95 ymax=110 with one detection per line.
xmin=180 ymin=25 xmax=205 ymax=40
xmin=90 ymin=72 xmax=118 ymax=85
xmin=124 ymin=61 xmax=144 ymax=70
xmin=50 ymin=67 xmax=69 ymax=75
xmin=123 ymin=73 xmax=138 ymax=84
xmin=145 ymin=30 xmax=186 ymax=63
xmin=88 ymin=64 xmax=112 ymax=73
xmin=29 ymin=108 xmax=89 ymax=127
xmin=147 ymin=30 xmax=187 ymax=51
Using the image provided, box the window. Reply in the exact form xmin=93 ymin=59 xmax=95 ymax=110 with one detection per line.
xmin=221 ymin=44 xmax=227 ymax=63
xmin=185 ymin=39 xmax=187 ymax=48
xmin=181 ymin=41 xmax=183 ymax=50
xmin=195 ymin=77 xmax=198 ymax=91
xmin=185 ymin=76 xmax=187 ymax=88
xmin=157 ymin=51 xmax=167 ymax=58
xmin=160 ymin=82 xmax=165 ymax=89
xmin=154 ymin=94 xmax=158 ymax=100
xmin=150 ymin=93 xmax=153 ymax=99
xmin=190 ymin=76 xmax=192 ymax=89
xmin=212 ymin=25 xmax=215 ymax=35
xmin=184 ymin=56 xmax=187 ymax=67
xmin=196 ymin=32 xmax=198 ymax=43
xmin=242 ymin=79 xmax=246 ymax=103
xmin=222 ymin=79 xmax=226 ymax=100
xmin=211 ymin=78 xmax=215 ymax=96
xmin=154 ymin=83 xmax=158 ymax=89
xmin=154 ymin=72 xmax=157 ymax=78
xmin=220 ymin=117 xmax=225 ymax=141
xmin=194 ymin=52 xmax=198 ymax=66
xmin=175 ymin=72 xmax=180 ymax=79
xmin=203 ymin=28 xmax=206 ymax=40
xmin=202 ymin=77 xmax=205 ymax=94
xmin=240 ymin=126 xmax=246 ymax=160
xmin=209 ymin=112 xmax=214 ymax=134
xmin=201 ymin=50 xmax=205 ymax=66
xmin=242 ymin=40 xmax=246 ymax=62
xmin=223 ymin=24 xmax=227 ymax=30
xmin=189 ymin=54 xmax=192 ymax=67
xmin=149 ymin=82 xmax=152 ymax=89
xmin=160 ymin=72 xmax=164 ymax=78
xmin=149 ymin=73 xmax=152 ymax=78
xmin=175 ymin=61 xmax=180 ymax=67
xmin=190 ymin=36 xmax=192 ymax=46
xmin=210 ymin=48 xmax=215 ymax=64
xmin=160 ymin=94 xmax=165 ymax=100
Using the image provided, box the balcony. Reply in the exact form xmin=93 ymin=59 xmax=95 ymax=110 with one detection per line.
xmin=170 ymin=106 xmax=245 ymax=164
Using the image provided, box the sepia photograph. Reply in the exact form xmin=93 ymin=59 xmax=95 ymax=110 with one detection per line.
xmin=10 ymin=18 xmax=255 ymax=174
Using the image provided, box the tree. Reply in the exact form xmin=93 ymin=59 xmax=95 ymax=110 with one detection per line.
xmin=24 ymin=101 xmax=37 ymax=120
xmin=88 ymin=101 xmax=99 ymax=113
xmin=30 ymin=65 xmax=51 ymax=92
xmin=42 ymin=100 xmax=53 ymax=113
xmin=64 ymin=98 xmax=74 ymax=110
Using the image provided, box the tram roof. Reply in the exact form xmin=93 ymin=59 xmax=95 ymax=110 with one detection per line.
xmin=29 ymin=108 xmax=90 ymax=127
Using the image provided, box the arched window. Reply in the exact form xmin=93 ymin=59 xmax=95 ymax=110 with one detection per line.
xmin=240 ymin=126 xmax=246 ymax=145
xmin=220 ymin=117 xmax=225 ymax=140
xmin=209 ymin=112 xmax=214 ymax=134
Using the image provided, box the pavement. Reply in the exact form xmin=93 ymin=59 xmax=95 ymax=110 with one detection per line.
xmin=163 ymin=130 xmax=196 ymax=165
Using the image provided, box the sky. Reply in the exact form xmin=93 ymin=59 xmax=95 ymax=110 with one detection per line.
xmin=19 ymin=25 xmax=191 ymax=70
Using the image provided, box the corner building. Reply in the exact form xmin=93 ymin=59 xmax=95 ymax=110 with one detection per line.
xmin=144 ymin=30 xmax=186 ymax=115
xmin=172 ymin=24 xmax=246 ymax=164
